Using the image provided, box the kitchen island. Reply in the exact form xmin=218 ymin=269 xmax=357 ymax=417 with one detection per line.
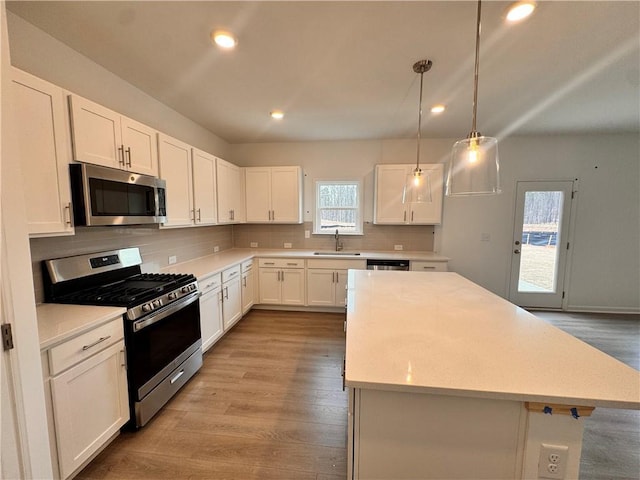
xmin=344 ymin=271 xmax=639 ymax=479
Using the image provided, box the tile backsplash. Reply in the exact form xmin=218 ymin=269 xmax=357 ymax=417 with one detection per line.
xmin=30 ymin=222 xmax=433 ymax=303
xmin=233 ymin=222 xmax=434 ymax=252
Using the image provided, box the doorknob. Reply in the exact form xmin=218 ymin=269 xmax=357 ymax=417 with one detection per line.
xmin=514 ymin=249 xmax=521 ymax=254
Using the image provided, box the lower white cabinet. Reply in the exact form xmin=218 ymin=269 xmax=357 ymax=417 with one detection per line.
xmin=306 ymin=259 xmax=366 ymax=307
xmin=44 ymin=317 xmax=129 ymax=479
xmin=199 ymin=273 xmax=224 ymax=352
xmin=222 ymin=265 xmax=243 ymax=330
xmin=410 ymin=260 xmax=448 ymax=272
xmin=258 ymin=258 xmax=306 ymax=305
xmin=241 ymin=260 xmax=256 ymax=314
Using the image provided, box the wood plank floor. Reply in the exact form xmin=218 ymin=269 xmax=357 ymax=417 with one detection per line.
xmin=76 ymin=309 xmax=639 ymax=480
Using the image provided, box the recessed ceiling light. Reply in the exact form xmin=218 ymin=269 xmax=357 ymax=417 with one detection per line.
xmin=270 ymin=110 xmax=284 ymax=120
xmin=505 ymin=1 xmax=536 ymax=22
xmin=211 ymin=30 xmax=237 ymax=49
xmin=430 ymin=105 xmax=446 ymax=114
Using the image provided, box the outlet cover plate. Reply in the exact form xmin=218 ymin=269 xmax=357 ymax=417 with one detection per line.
xmin=538 ymin=444 xmax=568 ymax=479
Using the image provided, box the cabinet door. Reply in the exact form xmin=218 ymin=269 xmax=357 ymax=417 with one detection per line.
xmin=222 ymin=277 xmax=242 ymax=330
xmin=158 ymin=134 xmax=194 ymax=227
xmin=374 ymin=164 xmax=409 ymax=224
xmin=120 ymin=116 xmax=158 ymax=176
xmin=68 ymin=94 xmax=122 ymax=169
xmin=242 ymin=270 xmax=255 ymax=314
xmin=281 ymin=269 xmax=306 ymax=305
xmin=409 ymin=164 xmax=444 ymax=225
xmin=244 ymin=167 xmax=272 ymax=222
xmin=192 ymin=149 xmax=218 ymax=225
xmin=258 ymin=268 xmax=281 ymax=304
xmin=306 ymin=269 xmax=336 ymax=306
xmin=200 ymin=287 xmax=223 ymax=352
xmin=335 ymin=269 xmax=349 ymax=307
xmin=217 ymin=158 xmax=244 ymax=223
xmin=12 ymin=69 xmax=74 ymax=236
xmin=50 ymin=341 xmax=129 ymax=479
xmin=271 ymin=166 xmax=302 ymax=223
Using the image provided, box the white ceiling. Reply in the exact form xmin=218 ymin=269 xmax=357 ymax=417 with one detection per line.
xmin=7 ymin=1 xmax=640 ymax=144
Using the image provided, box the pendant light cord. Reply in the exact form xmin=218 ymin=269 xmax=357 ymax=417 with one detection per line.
xmin=471 ymin=0 xmax=482 ymax=135
xmin=416 ymin=69 xmax=424 ymax=171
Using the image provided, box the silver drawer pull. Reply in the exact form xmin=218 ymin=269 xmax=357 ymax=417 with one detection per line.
xmin=422 ymin=266 xmax=436 ymax=270
xmin=170 ymin=369 xmax=184 ymax=384
xmin=264 ymin=262 xmax=275 ymax=265
xmin=82 ymin=335 xmax=111 ymax=351
xmin=228 ymin=271 xmax=239 ymax=277
xmin=286 ymin=263 xmax=298 ymax=266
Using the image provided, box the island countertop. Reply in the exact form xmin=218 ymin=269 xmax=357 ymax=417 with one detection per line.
xmin=344 ymin=270 xmax=640 ymax=409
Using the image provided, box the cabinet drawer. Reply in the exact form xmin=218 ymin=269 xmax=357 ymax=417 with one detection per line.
xmin=410 ymin=261 xmax=448 ymax=272
xmin=222 ymin=264 xmax=241 ymax=283
xmin=241 ymin=259 xmax=254 ymax=272
xmin=258 ymin=258 xmax=304 ymax=269
xmin=49 ymin=317 xmax=124 ymax=376
xmin=199 ymin=273 xmax=222 ymax=293
xmin=306 ymin=258 xmax=366 ymax=270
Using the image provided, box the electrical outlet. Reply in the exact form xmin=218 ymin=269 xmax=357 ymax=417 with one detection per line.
xmin=168 ymin=255 xmax=177 ymax=265
xmin=305 ymin=230 xmax=310 ymax=239
xmin=214 ymin=246 xmax=219 ymax=253
xmin=250 ymin=242 xmax=258 ymax=248
xmin=538 ymin=444 xmax=568 ymax=479
xmin=283 ymin=242 xmax=292 ymax=249
xmin=394 ymin=244 xmax=403 ymax=251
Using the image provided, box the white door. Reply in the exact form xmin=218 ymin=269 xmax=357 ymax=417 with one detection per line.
xmin=200 ymin=287 xmax=223 ymax=352
xmin=307 ymin=269 xmax=336 ymax=306
xmin=120 ymin=116 xmax=158 ymax=176
xmin=258 ymin=268 xmax=281 ymax=304
xmin=158 ymin=134 xmax=193 ymax=227
xmin=222 ymin=277 xmax=242 ymax=330
xmin=409 ymin=164 xmax=444 ymax=225
xmin=241 ymin=270 xmax=255 ymax=314
xmin=374 ymin=165 xmax=408 ymax=224
xmin=271 ymin=166 xmax=302 ymax=223
xmin=192 ymin=149 xmax=217 ymax=225
xmin=281 ymin=269 xmax=306 ymax=305
xmin=509 ymin=181 xmax=574 ymax=309
xmin=217 ymin=158 xmax=243 ymax=223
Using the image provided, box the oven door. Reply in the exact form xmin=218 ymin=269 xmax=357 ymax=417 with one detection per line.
xmin=125 ymin=291 xmax=201 ymax=401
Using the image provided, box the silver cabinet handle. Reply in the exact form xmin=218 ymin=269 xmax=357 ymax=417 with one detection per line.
xmin=228 ymin=271 xmax=239 ymax=277
xmin=125 ymin=146 xmax=132 ymax=167
xmin=82 ymin=335 xmax=111 ymax=351
xmin=118 ymin=145 xmax=125 ymax=166
xmin=286 ymin=262 xmax=297 ymax=266
xmin=197 ymin=208 xmax=201 ymax=222
xmin=224 ymin=286 xmax=229 ymax=299
xmin=335 ymin=272 xmax=339 ymax=283
xmin=120 ymin=348 xmax=127 ymax=369
xmin=422 ymin=266 xmax=436 ymax=270
xmin=403 ymin=211 xmax=407 ymax=222
xmin=64 ymin=202 xmax=73 ymax=226
xmin=170 ymin=369 xmax=185 ymax=384
xmin=411 ymin=211 xmax=414 ymax=222
xmin=191 ymin=209 xmax=196 ymax=223
xmin=243 ymin=276 xmax=247 ymax=287
xmin=264 ymin=262 xmax=275 ymax=265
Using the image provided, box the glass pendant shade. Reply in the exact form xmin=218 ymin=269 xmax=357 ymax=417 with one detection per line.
xmin=403 ymin=169 xmax=432 ymax=204
xmin=447 ymin=135 xmax=500 ymax=195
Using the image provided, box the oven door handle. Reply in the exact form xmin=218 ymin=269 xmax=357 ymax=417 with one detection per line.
xmin=132 ymin=291 xmax=200 ymax=332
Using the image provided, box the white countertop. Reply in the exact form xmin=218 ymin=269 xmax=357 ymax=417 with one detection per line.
xmin=37 ymin=303 xmax=126 ymax=350
xmin=345 ymin=270 xmax=640 ymax=409
xmin=163 ymin=248 xmax=449 ymax=280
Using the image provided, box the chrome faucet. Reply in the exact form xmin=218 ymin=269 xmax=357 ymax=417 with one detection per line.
xmin=335 ymin=229 xmax=343 ymax=251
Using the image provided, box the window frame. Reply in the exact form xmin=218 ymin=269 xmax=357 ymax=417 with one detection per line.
xmin=313 ymin=179 xmax=364 ymax=235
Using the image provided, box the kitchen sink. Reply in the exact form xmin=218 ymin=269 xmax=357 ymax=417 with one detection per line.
xmin=313 ymin=252 xmax=361 ymax=256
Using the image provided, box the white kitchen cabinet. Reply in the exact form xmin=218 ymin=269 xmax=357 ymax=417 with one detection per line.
xmin=244 ymin=166 xmax=303 ymax=223
xmin=241 ymin=260 xmax=256 ymax=314
xmin=222 ymin=265 xmax=243 ymax=330
xmin=306 ymin=258 xmax=366 ymax=307
xmin=158 ymin=133 xmax=193 ymax=227
xmin=191 ymin=148 xmax=218 ymax=225
xmin=45 ymin=317 xmax=129 ymax=480
xmin=410 ymin=260 xmax=448 ymax=272
xmin=68 ymin=94 xmax=158 ymax=176
xmin=216 ymin=158 xmax=245 ymax=224
xmin=374 ymin=163 xmax=443 ymax=225
xmin=199 ymin=273 xmax=224 ymax=352
xmin=12 ymin=68 xmax=74 ymax=237
xmin=258 ymin=258 xmax=306 ymax=306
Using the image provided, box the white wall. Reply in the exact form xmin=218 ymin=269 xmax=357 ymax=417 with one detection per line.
xmin=6 ymin=12 xmax=230 ymax=159
xmin=231 ymin=134 xmax=640 ymax=313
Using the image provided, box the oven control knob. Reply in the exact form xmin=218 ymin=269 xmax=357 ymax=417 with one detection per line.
xmin=168 ymin=292 xmax=177 ymax=300
xmin=181 ymin=286 xmax=190 ymax=293
xmin=142 ymin=303 xmax=152 ymax=312
xmin=189 ymin=284 xmax=196 ymax=291
xmin=153 ymin=300 xmax=162 ymax=308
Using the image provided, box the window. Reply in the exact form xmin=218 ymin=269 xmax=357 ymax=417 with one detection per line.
xmin=314 ymin=180 xmax=363 ymax=235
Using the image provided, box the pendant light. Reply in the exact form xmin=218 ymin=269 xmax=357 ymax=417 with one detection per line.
xmin=446 ymin=0 xmax=501 ymax=196
xmin=403 ymin=59 xmax=433 ymax=204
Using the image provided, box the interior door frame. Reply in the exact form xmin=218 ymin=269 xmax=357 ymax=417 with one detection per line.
xmin=508 ymin=179 xmax=578 ymax=310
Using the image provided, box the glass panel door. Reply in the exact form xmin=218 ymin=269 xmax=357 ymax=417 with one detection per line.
xmin=509 ymin=181 xmax=574 ymax=309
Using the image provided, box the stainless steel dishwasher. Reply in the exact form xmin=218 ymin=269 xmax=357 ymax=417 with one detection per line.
xmin=366 ymin=259 xmax=410 ymax=270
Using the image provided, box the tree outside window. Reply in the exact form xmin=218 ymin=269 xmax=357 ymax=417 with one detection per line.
xmin=314 ymin=180 xmax=363 ymax=234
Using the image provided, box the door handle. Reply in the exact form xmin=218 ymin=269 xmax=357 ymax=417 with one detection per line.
xmin=514 ymin=249 xmax=521 ymax=254
xmin=125 ymin=147 xmax=132 ymax=167
xmin=197 ymin=208 xmax=201 ymax=222
xmin=118 ymin=145 xmax=125 ymax=166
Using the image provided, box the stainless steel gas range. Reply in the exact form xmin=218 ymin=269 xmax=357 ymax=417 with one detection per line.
xmin=43 ymin=247 xmax=202 ymax=428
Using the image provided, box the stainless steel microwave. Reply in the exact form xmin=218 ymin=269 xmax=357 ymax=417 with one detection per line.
xmin=70 ymin=163 xmax=167 ymax=226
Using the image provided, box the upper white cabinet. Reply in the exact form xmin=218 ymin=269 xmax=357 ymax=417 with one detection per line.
xmin=158 ymin=134 xmax=193 ymax=227
xmin=11 ymin=68 xmax=74 ymax=237
xmin=217 ymin=158 xmax=245 ymax=224
xmin=374 ymin=164 xmax=444 ymax=225
xmin=191 ymin=148 xmax=218 ymax=225
xmin=69 ymin=94 xmax=158 ymax=176
xmin=245 ymin=166 xmax=303 ymax=223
